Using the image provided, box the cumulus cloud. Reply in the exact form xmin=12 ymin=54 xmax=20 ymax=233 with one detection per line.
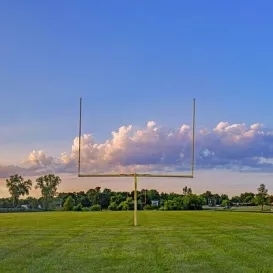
xmin=1 ymin=120 xmax=273 ymax=178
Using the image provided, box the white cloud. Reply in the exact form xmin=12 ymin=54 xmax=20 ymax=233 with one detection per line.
xmin=1 ymin=120 xmax=273 ymax=178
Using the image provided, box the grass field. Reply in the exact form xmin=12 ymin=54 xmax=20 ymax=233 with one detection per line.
xmin=1 ymin=211 xmax=273 ymax=273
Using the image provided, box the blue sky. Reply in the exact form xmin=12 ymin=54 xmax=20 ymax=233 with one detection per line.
xmin=1 ymin=1 xmax=273 ymax=195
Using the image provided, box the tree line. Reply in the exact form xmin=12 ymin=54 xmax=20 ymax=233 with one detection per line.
xmin=0 ymin=173 xmax=272 ymax=212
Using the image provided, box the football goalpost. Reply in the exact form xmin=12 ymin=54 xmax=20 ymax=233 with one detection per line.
xmin=77 ymin=98 xmax=196 ymax=226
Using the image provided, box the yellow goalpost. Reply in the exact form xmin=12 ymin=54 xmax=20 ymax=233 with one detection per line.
xmin=77 ymin=98 xmax=196 ymax=226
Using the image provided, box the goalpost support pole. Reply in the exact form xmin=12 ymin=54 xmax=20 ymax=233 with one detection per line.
xmin=78 ymin=97 xmax=82 ymax=176
xmin=191 ymin=98 xmax=196 ymax=177
xmin=134 ymin=173 xmax=138 ymax=227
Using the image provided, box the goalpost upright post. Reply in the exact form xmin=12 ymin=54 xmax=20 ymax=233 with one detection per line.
xmin=77 ymin=98 xmax=196 ymax=226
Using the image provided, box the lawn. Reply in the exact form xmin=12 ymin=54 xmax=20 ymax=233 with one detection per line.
xmin=0 ymin=211 xmax=273 ymax=273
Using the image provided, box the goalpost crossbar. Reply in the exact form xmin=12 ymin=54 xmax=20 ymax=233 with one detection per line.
xmin=78 ymin=174 xmax=193 ymax=178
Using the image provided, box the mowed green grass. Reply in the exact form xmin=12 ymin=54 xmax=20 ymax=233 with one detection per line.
xmin=0 ymin=211 xmax=273 ymax=273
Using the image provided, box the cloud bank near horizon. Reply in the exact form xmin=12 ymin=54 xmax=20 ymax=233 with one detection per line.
xmin=1 ymin=121 xmax=273 ymax=178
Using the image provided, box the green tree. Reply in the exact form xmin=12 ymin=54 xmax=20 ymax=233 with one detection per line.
xmin=103 ymin=188 xmax=112 ymax=194
xmin=230 ymin=196 xmax=240 ymax=205
xmin=147 ymin=189 xmax=160 ymax=202
xmin=212 ymin=194 xmax=221 ymax=205
xmin=269 ymin=195 xmax=273 ymax=210
xmin=200 ymin=191 xmax=213 ymax=205
xmin=98 ymin=192 xmax=111 ymax=209
xmin=221 ymin=199 xmax=230 ymax=207
xmin=86 ymin=188 xmax=98 ymax=205
xmin=35 ymin=174 xmax=61 ymax=210
xmin=5 ymin=174 xmax=32 ymax=207
xmin=173 ymin=196 xmax=184 ymax=210
xmin=240 ymin=192 xmax=255 ymax=204
xmin=63 ymin=196 xmax=75 ymax=211
xmin=26 ymin=196 xmax=39 ymax=209
xmin=74 ymin=191 xmax=86 ymax=205
xmin=182 ymin=194 xmax=204 ymax=210
xmin=80 ymin=196 xmax=91 ymax=207
xmin=183 ymin=186 xmax=192 ymax=196
xmin=164 ymin=200 xmax=178 ymax=210
xmin=256 ymin=184 xmax=268 ymax=211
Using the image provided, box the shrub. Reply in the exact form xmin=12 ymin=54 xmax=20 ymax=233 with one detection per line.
xmin=108 ymin=202 xmax=118 ymax=211
xmin=117 ymin=201 xmax=129 ymax=211
xmin=82 ymin=207 xmax=90 ymax=211
xmin=73 ymin=204 xmax=83 ymax=211
xmin=144 ymin=204 xmax=153 ymax=210
xmin=90 ymin=204 xmax=101 ymax=211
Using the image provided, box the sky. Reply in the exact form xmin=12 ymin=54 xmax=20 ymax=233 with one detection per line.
xmin=1 ymin=0 xmax=273 ymax=197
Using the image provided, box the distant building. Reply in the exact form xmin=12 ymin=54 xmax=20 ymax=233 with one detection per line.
xmin=151 ymin=200 xmax=159 ymax=207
